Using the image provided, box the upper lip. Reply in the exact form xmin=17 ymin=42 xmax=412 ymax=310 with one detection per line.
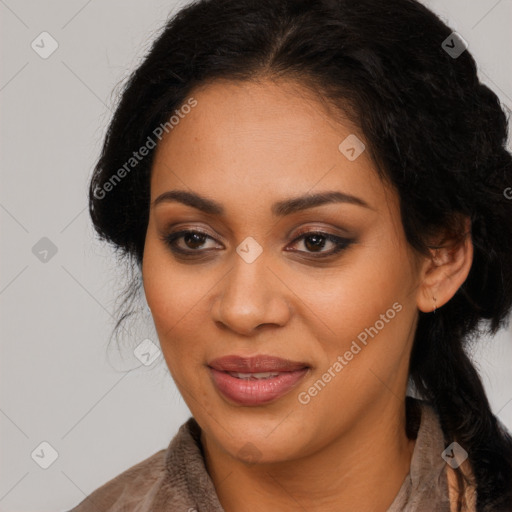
xmin=208 ymin=355 xmax=309 ymax=373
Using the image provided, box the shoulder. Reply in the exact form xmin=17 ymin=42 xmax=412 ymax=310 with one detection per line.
xmin=416 ymin=399 xmax=478 ymax=511
xmin=68 ymin=417 xmax=203 ymax=511
xmin=404 ymin=397 xmax=478 ymax=511
xmin=69 ymin=448 xmax=167 ymax=511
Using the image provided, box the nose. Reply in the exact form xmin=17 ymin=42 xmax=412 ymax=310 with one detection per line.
xmin=210 ymin=254 xmax=292 ymax=336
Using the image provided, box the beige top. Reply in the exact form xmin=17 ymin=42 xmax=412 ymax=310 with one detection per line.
xmin=69 ymin=398 xmax=475 ymax=511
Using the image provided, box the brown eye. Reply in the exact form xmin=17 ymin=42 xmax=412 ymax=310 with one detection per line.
xmin=287 ymin=231 xmax=353 ymax=257
xmin=160 ymin=230 xmax=221 ymax=255
xmin=182 ymin=232 xmax=208 ymax=249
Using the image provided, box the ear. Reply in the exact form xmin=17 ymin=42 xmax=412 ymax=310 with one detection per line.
xmin=416 ymin=216 xmax=473 ymax=313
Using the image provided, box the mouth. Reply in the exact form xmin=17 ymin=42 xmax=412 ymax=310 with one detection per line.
xmin=207 ymin=354 xmax=310 ymax=406
xmin=208 ymin=354 xmax=310 ymax=373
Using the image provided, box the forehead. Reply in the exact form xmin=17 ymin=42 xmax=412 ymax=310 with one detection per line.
xmin=150 ymin=79 xmax=387 ymax=209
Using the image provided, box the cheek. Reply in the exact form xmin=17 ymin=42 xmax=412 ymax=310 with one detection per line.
xmin=303 ymin=237 xmax=416 ymax=377
xmin=143 ymin=267 xmax=208 ymax=394
xmin=142 ymin=230 xmax=203 ymax=321
xmin=142 ymin=238 xmax=208 ymax=363
xmin=304 ymin=250 xmax=412 ymax=340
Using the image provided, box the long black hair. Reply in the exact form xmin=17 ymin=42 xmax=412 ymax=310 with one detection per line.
xmin=88 ymin=0 xmax=512 ymax=509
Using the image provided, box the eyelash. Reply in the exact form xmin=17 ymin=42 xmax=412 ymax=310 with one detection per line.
xmin=160 ymin=228 xmax=353 ymax=259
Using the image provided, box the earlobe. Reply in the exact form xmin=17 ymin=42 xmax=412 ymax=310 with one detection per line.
xmin=416 ymin=217 xmax=473 ymax=313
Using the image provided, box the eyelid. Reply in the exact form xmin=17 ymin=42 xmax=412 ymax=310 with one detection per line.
xmin=161 ymin=223 xmax=224 ymax=242
xmin=288 ymin=223 xmax=352 ymax=240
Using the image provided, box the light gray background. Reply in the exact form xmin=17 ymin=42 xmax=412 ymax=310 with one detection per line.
xmin=1 ymin=0 xmax=511 ymax=510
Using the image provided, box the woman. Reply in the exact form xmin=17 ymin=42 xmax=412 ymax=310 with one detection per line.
xmin=71 ymin=0 xmax=512 ymax=510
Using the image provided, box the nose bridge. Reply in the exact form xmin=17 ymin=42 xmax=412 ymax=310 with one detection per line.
xmin=212 ymin=245 xmax=291 ymax=334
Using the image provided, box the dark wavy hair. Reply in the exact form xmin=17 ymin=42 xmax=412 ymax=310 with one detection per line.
xmin=88 ymin=0 xmax=512 ymax=509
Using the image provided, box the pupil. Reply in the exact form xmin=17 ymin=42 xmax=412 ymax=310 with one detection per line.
xmin=305 ymin=234 xmax=326 ymax=252
xmin=185 ymin=233 xmax=205 ymax=249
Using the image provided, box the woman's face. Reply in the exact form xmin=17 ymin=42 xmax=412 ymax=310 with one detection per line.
xmin=142 ymin=78 xmax=424 ymax=464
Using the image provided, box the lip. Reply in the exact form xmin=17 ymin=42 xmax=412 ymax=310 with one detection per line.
xmin=207 ymin=355 xmax=310 ymax=406
xmin=208 ymin=354 xmax=309 ymax=373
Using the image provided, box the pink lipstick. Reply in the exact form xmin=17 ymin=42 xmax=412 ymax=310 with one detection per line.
xmin=208 ymin=355 xmax=310 ymax=406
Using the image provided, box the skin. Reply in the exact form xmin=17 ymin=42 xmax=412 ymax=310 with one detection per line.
xmin=142 ymin=78 xmax=473 ymax=512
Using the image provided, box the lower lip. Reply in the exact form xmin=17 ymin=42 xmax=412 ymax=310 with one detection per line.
xmin=208 ymin=367 xmax=309 ymax=406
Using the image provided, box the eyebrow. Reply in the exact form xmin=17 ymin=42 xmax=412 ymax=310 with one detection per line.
xmin=152 ymin=189 xmax=371 ymax=215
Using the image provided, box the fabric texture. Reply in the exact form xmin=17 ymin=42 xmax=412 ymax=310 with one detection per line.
xmin=69 ymin=398 xmax=461 ymax=511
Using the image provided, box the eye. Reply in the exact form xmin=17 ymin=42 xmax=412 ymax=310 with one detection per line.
xmin=160 ymin=229 xmax=222 ymax=255
xmin=286 ymin=230 xmax=353 ymax=257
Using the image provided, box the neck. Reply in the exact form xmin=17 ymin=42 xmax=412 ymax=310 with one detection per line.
xmin=201 ymin=396 xmax=416 ymax=512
